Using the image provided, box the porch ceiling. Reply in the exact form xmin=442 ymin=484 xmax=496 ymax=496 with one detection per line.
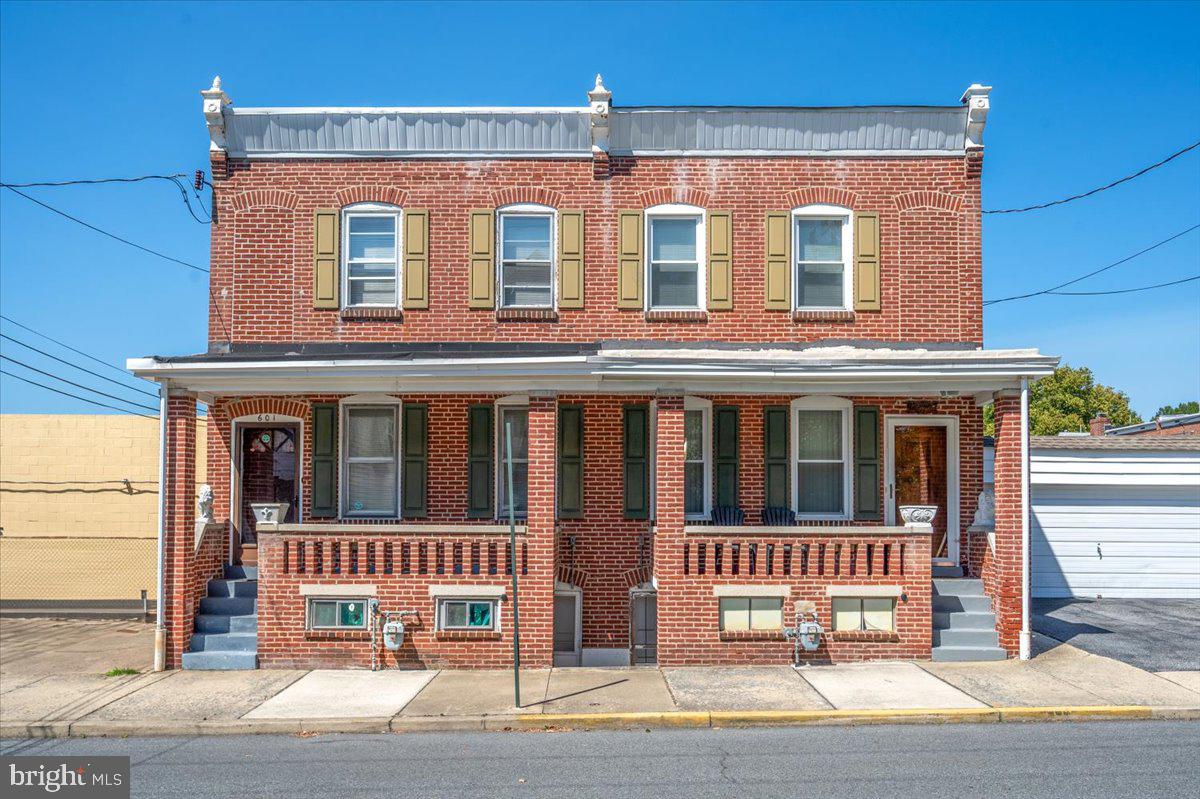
xmin=127 ymin=341 xmax=1058 ymax=400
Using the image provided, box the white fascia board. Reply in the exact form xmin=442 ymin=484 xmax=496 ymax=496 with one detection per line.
xmin=232 ymin=151 xmax=592 ymax=160
xmin=613 ymin=149 xmax=964 ymax=158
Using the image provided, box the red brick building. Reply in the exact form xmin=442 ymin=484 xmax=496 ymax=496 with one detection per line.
xmin=131 ymin=76 xmax=1055 ymax=671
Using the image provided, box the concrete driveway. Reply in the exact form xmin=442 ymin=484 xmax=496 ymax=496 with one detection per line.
xmin=1032 ymin=598 xmax=1200 ymax=672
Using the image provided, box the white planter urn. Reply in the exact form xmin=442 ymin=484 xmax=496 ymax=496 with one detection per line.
xmin=899 ymin=505 xmax=939 ymax=526
xmin=250 ymin=502 xmax=290 ymax=525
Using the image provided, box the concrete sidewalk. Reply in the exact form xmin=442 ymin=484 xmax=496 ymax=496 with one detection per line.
xmin=3 ymin=633 xmax=1199 ymax=738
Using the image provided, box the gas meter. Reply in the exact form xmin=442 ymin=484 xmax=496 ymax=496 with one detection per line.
xmin=382 ymin=619 xmax=406 ymax=651
xmin=795 ymin=616 xmax=823 ymax=651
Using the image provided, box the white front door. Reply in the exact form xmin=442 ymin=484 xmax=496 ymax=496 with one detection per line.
xmin=884 ymin=415 xmax=961 ymax=562
xmin=552 ymin=590 xmax=581 ymax=666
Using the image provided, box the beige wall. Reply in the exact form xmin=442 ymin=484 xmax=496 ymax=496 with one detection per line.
xmin=0 ymin=414 xmax=208 ymax=601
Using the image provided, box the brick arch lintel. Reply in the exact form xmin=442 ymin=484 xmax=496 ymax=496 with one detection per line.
xmin=556 ymin=565 xmax=589 ymax=589
xmin=638 ymin=186 xmax=711 ymax=209
xmin=894 ymin=190 xmax=963 ymax=213
xmin=228 ymin=189 xmax=300 ymax=212
xmin=225 ymin=397 xmax=311 ymax=424
xmin=784 ymin=186 xmax=861 ymax=210
xmin=334 ymin=185 xmax=409 ymax=208
xmin=622 ymin=565 xmax=653 ymax=588
xmin=491 ymin=187 xmax=564 ymax=208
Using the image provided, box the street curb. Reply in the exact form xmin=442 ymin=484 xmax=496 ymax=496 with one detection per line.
xmin=3 ymin=706 xmax=1196 ymax=738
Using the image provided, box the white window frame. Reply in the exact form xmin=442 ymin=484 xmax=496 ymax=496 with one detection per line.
xmin=644 ymin=203 xmax=706 ymax=312
xmin=717 ymin=596 xmax=785 ymax=632
xmin=790 ymin=396 xmax=854 ymax=521
xmin=306 ymin=597 xmax=369 ymax=630
xmin=683 ymin=396 xmax=713 ymax=521
xmin=437 ymin=597 xmax=500 ymax=631
xmin=341 ymin=203 xmax=403 ymax=309
xmin=496 ymin=203 xmax=557 ymax=310
xmin=494 ymin=394 xmax=530 ymax=520
xmin=792 ymin=204 xmax=853 ymax=312
xmin=831 ymin=597 xmax=896 ymax=632
xmin=338 ymin=395 xmax=402 ymax=519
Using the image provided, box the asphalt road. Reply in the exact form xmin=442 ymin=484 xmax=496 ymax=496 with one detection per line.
xmin=4 ymin=721 xmax=1199 ymax=799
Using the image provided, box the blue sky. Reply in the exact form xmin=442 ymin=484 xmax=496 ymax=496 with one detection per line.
xmin=1 ymin=0 xmax=1197 ymax=418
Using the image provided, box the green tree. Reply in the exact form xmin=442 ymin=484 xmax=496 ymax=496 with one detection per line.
xmin=1153 ymin=400 xmax=1199 ymax=418
xmin=982 ymin=365 xmax=1142 ymax=437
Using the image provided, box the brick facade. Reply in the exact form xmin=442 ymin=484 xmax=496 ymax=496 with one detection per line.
xmin=143 ymin=118 xmax=1039 ymax=670
xmin=207 ymin=157 xmax=982 ymax=347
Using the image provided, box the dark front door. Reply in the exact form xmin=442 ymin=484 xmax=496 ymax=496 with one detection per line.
xmin=238 ymin=426 xmax=299 ymax=554
xmin=631 ymin=592 xmax=657 ymax=665
xmin=894 ymin=425 xmax=949 ymax=557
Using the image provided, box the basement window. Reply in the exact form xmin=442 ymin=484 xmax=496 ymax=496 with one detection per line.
xmin=437 ymin=598 xmax=498 ymax=631
xmin=718 ymin=597 xmax=783 ymax=631
xmin=831 ymin=597 xmax=895 ymax=632
xmin=308 ymin=598 xmax=367 ymax=630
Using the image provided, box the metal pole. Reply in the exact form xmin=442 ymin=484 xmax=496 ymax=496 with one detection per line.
xmin=1019 ymin=378 xmax=1032 ymax=660
xmin=153 ymin=383 xmax=168 ymax=671
xmin=505 ymin=418 xmax=521 ymax=708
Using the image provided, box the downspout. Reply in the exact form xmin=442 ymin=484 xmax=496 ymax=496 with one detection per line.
xmin=1019 ymin=377 xmax=1032 ymax=660
xmin=153 ymin=382 xmax=169 ymax=671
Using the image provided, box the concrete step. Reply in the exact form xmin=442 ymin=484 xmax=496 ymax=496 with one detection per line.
xmin=931 ymin=565 xmax=964 ymax=578
xmin=189 ymin=632 xmax=257 ymax=652
xmin=932 ymin=578 xmax=985 ymax=597
xmin=931 ymin=645 xmax=1008 ymax=662
xmin=206 ymin=579 xmax=258 ymax=598
xmin=195 ymin=614 xmax=257 ymax=633
xmin=199 ymin=596 xmax=256 ymax=616
xmin=932 ymin=594 xmax=993 ymax=613
xmin=224 ymin=565 xmax=258 ymax=580
xmin=933 ymin=610 xmax=997 ymax=631
xmin=933 ymin=627 xmax=1000 ymax=648
xmin=181 ymin=650 xmax=258 ymax=670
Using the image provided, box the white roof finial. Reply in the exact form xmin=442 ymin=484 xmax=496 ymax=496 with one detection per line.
xmin=588 ymin=73 xmax=612 ymax=104
xmin=201 ymin=76 xmax=232 ymax=152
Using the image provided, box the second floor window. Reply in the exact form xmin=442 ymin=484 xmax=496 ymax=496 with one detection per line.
xmin=794 ymin=206 xmax=852 ymax=310
xmin=343 ymin=205 xmax=401 ymax=308
xmin=647 ymin=208 xmax=703 ymax=310
xmin=499 ymin=209 xmax=554 ymax=308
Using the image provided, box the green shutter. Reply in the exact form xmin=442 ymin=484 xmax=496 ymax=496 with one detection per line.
xmin=763 ymin=405 xmax=789 ymax=510
xmin=311 ymin=403 xmax=338 ymax=517
xmin=623 ymin=404 xmax=649 ymax=519
xmin=714 ymin=406 xmax=739 ymax=507
xmin=854 ymin=406 xmax=881 ymax=520
xmin=402 ymin=403 xmax=428 ymax=517
xmin=558 ymin=405 xmax=584 ymax=518
xmin=467 ymin=404 xmax=494 ymax=518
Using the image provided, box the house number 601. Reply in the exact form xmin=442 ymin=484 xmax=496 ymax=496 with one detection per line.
xmin=256 ymin=414 xmax=278 ymax=423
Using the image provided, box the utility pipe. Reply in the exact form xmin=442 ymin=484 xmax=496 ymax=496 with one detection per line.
xmin=1019 ymin=377 xmax=1032 ymax=660
xmin=153 ymin=382 xmax=169 ymax=671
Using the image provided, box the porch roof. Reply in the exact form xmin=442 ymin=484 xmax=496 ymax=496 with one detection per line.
xmin=127 ymin=340 xmax=1058 ymax=400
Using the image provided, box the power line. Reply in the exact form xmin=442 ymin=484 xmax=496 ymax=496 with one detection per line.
xmin=0 ymin=314 xmax=153 ymax=385
xmin=0 ymin=368 xmax=157 ymax=418
xmin=1047 ymin=274 xmax=1199 ymax=297
xmin=0 ymin=172 xmax=211 ymax=225
xmin=0 ymin=333 xmax=159 ymax=398
xmin=983 ymin=223 xmax=1200 ymax=306
xmin=0 ymin=174 xmax=186 ymax=188
xmin=0 ymin=354 xmax=160 ymax=413
xmin=984 ymin=139 xmax=1200 ymax=214
xmin=1 ymin=185 xmax=231 ymax=339
xmin=1 ymin=186 xmax=209 ymax=273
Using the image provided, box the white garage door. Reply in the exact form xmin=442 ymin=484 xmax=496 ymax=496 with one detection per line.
xmin=1032 ymin=484 xmax=1200 ymax=598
